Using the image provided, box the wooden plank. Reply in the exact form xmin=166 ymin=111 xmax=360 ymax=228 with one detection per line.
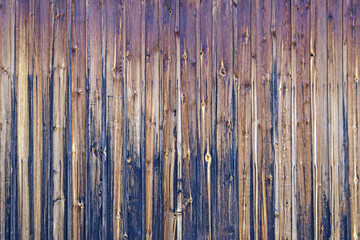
xmin=310 ymin=0 xmax=330 ymax=238
xmin=195 ymin=0 xmax=202 ymax=238
xmin=210 ymin=0 xmax=217 ymax=238
xmin=198 ymin=0 xmax=213 ymax=238
xmin=105 ymin=0 xmax=125 ymax=238
xmin=179 ymin=0 xmax=198 ymax=238
xmin=71 ymin=0 xmax=87 ymax=237
xmin=14 ymin=0 xmax=33 ymax=238
xmin=290 ymin=0 xmax=297 ymax=238
xmin=141 ymin=4 xmax=146 ymax=239
xmin=175 ymin=0 xmax=182 ymax=238
xmin=145 ymin=0 xmax=162 ymax=238
xmin=29 ymin=2 xmax=35 ymax=238
xmin=66 ymin=0 xmax=73 ymax=237
xmin=52 ymin=0 xmax=70 ymax=238
xmin=157 ymin=1 xmax=165 ymax=238
xmin=215 ymin=0 xmax=236 ymax=238
xmin=10 ymin=0 xmax=18 ymax=238
xmin=343 ymin=1 xmax=360 ymax=239
xmin=292 ymin=0 xmax=313 ymax=239
xmin=124 ymin=0 xmax=145 ymax=238
xmin=86 ymin=0 xmax=103 ymax=238
xmin=33 ymin=0 xmax=54 ymax=238
xmin=251 ymin=0 xmax=275 ymax=238
xmin=162 ymin=0 xmax=178 ymax=238
xmin=250 ymin=0 xmax=258 ymax=238
xmin=101 ymin=0 xmax=108 ymax=238
xmin=0 ymin=0 xmax=15 ymax=239
xmin=328 ymin=0 xmax=350 ymax=239
xmin=342 ymin=2 xmax=351 ymax=239
xmin=237 ymin=0 xmax=252 ymax=238
xmin=275 ymin=0 xmax=292 ymax=239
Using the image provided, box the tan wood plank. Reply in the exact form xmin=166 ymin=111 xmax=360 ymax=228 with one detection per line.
xmin=52 ymin=0 xmax=70 ymax=238
xmin=105 ymin=0 xmax=125 ymax=238
xmin=71 ymin=0 xmax=87 ymax=237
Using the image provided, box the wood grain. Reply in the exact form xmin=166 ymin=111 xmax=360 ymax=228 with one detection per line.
xmin=33 ymin=0 xmax=54 ymax=237
xmin=293 ymin=0 xmax=313 ymax=239
xmin=251 ymin=0 xmax=275 ymax=238
xmin=328 ymin=0 xmax=350 ymax=239
xmin=0 ymin=0 xmax=15 ymax=239
xmin=145 ymin=0 xmax=161 ymax=238
xmin=124 ymin=0 xmax=145 ymax=238
xmin=344 ymin=0 xmax=360 ymax=239
xmin=163 ymin=0 xmax=178 ymax=238
xmin=0 ymin=1 xmax=360 ymax=239
xmin=275 ymin=0 xmax=292 ymax=239
xmin=199 ymin=0 xmax=213 ymax=238
xmin=71 ymin=0 xmax=87 ymax=238
xmin=15 ymin=0 xmax=33 ymax=238
xmin=180 ymin=0 xmax=198 ymax=238
xmin=237 ymin=0 xmax=252 ymax=239
xmin=215 ymin=0 xmax=236 ymax=238
xmin=87 ymin=0 xmax=103 ymax=238
xmin=52 ymin=0 xmax=70 ymax=238
xmin=310 ymin=0 xmax=330 ymax=238
xmin=105 ymin=0 xmax=125 ymax=238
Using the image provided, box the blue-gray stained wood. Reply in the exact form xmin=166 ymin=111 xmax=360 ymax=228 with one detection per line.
xmin=180 ymin=0 xmax=199 ymax=238
xmin=0 ymin=0 xmax=359 ymax=239
xmin=0 ymin=1 xmax=14 ymax=239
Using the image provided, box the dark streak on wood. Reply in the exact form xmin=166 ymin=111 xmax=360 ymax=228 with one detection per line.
xmin=215 ymin=1 xmax=236 ymax=238
xmin=125 ymin=0 xmax=144 ymax=238
xmin=66 ymin=0 xmax=73 ymax=236
xmin=157 ymin=0 xmax=165 ymax=238
xmin=86 ymin=0 xmax=104 ymax=238
xmin=28 ymin=74 xmax=34 ymax=240
xmin=180 ymin=0 xmax=198 ymax=238
xmin=101 ymin=0 xmax=108 ymax=238
xmin=211 ymin=0 xmax=218 ymax=238
xmin=122 ymin=0 xmax=129 ymax=237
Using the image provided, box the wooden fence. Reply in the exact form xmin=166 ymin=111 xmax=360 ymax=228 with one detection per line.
xmin=0 ymin=0 xmax=359 ymax=239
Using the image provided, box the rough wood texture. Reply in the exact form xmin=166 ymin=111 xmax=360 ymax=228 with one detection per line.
xmin=328 ymin=0 xmax=350 ymax=239
xmin=105 ymin=0 xmax=124 ymax=238
xmin=215 ymin=1 xmax=237 ymax=238
xmin=15 ymin=0 xmax=32 ymax=238
xmin=2 ymin=0 xmax=360 ymax=239
xmin=199 ymin=0 xmax=213 ymax=238
xmin=180 ymin=0 xmax=198 ymax=238
xmin=33 ymin=0 xmax=54 ymax=238
xmin=251 ymin=0 xmax=275 ymax=238
xmin=0 ymin=1 xmax=14 ymax=239
xmin=293 ymin=0 xmax=313 ymax=239
xmin=145 ymin=0 xmax=162 ymax=238
xmin=310 ymin=0 xmax=330 ymax=238
xmin=71 ymin=0 xmax=87 ymax=238
xmin=52 ymin=0 xmax=70 ymax=238
xmin=237 ymin=0 xmax=252 ymax=238
xmin=344 ymin=0 xmax=360 ymax=239
xmin=163 ymin=0 xmax=178 ymax=239
xmin=87 ymin=0 xmax=103 ymax=238
xmin=124 ymin=0 xmax=145 ymax=238
xmin=275 ymin=0 xmax=292 ymax=239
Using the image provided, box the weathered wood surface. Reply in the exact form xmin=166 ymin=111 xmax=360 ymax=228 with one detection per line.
xmin=0 ymin=0 xmax=359 ymax=239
